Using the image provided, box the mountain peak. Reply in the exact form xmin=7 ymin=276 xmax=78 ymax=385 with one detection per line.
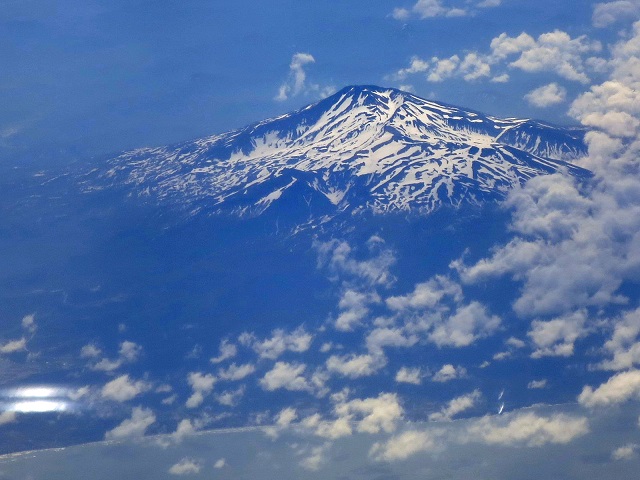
xmin=92 ymin=86 xmax=589 ymax=223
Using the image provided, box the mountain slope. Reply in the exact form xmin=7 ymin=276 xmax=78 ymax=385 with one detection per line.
xmin=89 ymin=85 xmax=589 ymax=218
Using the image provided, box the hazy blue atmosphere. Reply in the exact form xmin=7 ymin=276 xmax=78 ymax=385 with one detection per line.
xmin=2 ymin=1 xmax=640 ymax=478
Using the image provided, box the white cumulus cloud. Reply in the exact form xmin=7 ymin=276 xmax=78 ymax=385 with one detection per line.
xmin=101 ymin=375 xmax=150 ymax=402
xmin=429 ymin=390 xmax=481 ymax=421
xmin=260 ymin=361 xmax=312 ymax=392
xmin=395 ymin=366 xmax=423 ymax=385
xmin=432 ymin=364 xmax=467 ymax=382
xmin=524 ymin=83 xmax=567 ymax=107
xmin=105 ymin=406 xmax=156 ymax=440
xmin=593 ymin=1 xmax=640 ymax=27
xmin=168 ymin=458 xmax=202 ymax=475
xmin=578 ymin=369 xmax=640 ymax=407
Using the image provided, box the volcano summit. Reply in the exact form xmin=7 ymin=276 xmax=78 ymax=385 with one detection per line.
xmin=93 ymin=85 xmax=589 ymax=219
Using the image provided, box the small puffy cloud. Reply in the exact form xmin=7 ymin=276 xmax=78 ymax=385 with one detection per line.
xmin=80 ymin=344 xmax=101 ymax=358
xmin=392 ymin=7 xmax=412 ymax=20
xmin=468 ymin=412 xmax=589 ymax=446
xmin=313 ymin=416 xmax=353 ymax=439
xmin=213 ymin=458 xmax=226 ymax=469
xmin=168 ymin=458 xmax=202 ymax=475
xmin=429 ymin=390 xmax=481 ymax=421
xmin=365 ymin=327 xmax=418 ymax=355
xmin=392 ymin=0 xmax=501 ymax=21
xmin=275 ymin=53 xmax=334 ymax=102
xmin=395 ymin=367 xmax=423 ymax=385
xmin=0 ymin=411 xmax=17 ymax=426
xmin=334 ymin=393 xmax=404 ymax=434
xmin=370 ymin=429 xmax=439 ymax=462
xmin=314 ymin=238 xmax=396 ymax=287
xmin=319 ymin=342 xmax=334 ymax=353
xmin=299 ymin=443 xmax=332 ymax=471
xmin=612 ymin=443 xmax=639 ymax=460
xmin=0 ymin=338 xmax=26 ymax=354
xmin=215 ymin=386 xmax=245 ymax=407
xmin=394 ymin=52 xmax=490 ymax=83
xmin=326 ymin=352 xmax=386 ymax=378
xmin=412 ymin=0 xmax=449 ymax=18
xmin=275 ymin=407 xmax=298 ymax=427
xmin=578 ymin=369 xmax=640 ymax=407
xmin=186 ymin=372 xmax=216 ymax=408
xmin=598 ymin=307 xmax=640 ymax=371
xmin=244 ymin=327 xmax=313 ymax=360
xmin=491 ymin=73 xmax=510 ymax=82
xmin=411 ymin=0 xmax=469 ymax=18
xmin=335 ymin=290 xmax=380 ymax=331
xmin=528 ymin=310 xmax=587 ymax=358
xmin=68 ymin=386 xmax=90 ymax=401
xmin=188 ymin=372 xmax=215 ymax=392
xmin=386 ymin=275 xmax=462 ymax=311
xmin=428 ymin=55 xmax=460 ymax=82
xmin=528 ymin=379 xmax=548 ymax=389
xmin=21 ymin=314 xmax=36 ymax=333
xmin=217 ymin=363 xmax=256 ymax=381
xmin=210 ymin=339 xmax=237 ymax=364
xmin=104 ymin=406 xmax=155 ymax=440
xmin=490 ymin=32 xmax=537 ymax=61
xmin=170 ymin=419 xmax=197 ymax=443
xmin=459 ymin=53 xmax=492 ymax=81
xmin=92 ymin=358 xmax=123 ymax=372
xmin=506 ymin=337 xmax=526 ymax=349
xmin=91 ymin=341 xmax=143 ymax=372
xmin=493 ymin=351 xmax=511 ymax=361
xmin=429 ymin=302 xmax=501 ymax=347
xmin=119 ymin=341 xmax=142 ymax=362
xmin=393 ymin=56 xmax=430 ymax=80
xmin=101 ymin=375 xmax=150 ymax=402
xmin=593 ymin=1 xmax=640 ymax=27
xmin=260 ymin=361 xmax=312 ymax=392
xmin=524 ymin=83 xmax=567 ymax=107
xmin=432 ymin=364 xmax=467 ymax=382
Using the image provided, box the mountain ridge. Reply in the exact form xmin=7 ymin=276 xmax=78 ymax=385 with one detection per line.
xmin=86 ymin=85 xmax=590 ymax=220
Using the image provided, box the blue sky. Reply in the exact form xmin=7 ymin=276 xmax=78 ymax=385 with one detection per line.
xmin=0 ymin=0 xmax=616 ymax=164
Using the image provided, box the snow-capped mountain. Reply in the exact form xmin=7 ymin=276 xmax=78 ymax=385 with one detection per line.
xmin=90 ymin=85 xmax=588 ymax=218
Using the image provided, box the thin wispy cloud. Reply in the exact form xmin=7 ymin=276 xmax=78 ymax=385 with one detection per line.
xmin=275 ymin=53 xmax=335 ymax=102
